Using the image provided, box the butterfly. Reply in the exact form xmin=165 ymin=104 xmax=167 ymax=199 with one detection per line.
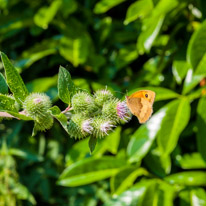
xmin=126 ymin=90 xmax=156 ymax=124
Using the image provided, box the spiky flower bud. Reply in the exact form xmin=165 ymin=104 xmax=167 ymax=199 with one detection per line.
xmin=117 ymin=101 xmax=132 ymax=122
xmin=23 ymin=93 xmax=53 ymax=131
xmin=102 ymin=99 xmax=131 ymax=123
xmin=94 ymin=89 xmax=114 ymax=107
xmin=102 ymin=98 xmax=119 ymax=123
xmin=92 ymin=117 xmax=115 ymax=138
xmin=68 ymin=114 xmax=93 ymax=139
xmin=72 ymin=92 xmax=97 ymax=115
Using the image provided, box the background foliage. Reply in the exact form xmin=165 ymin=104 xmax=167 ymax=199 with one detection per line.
xmin=0 ymin=0 xmax=206 ymax=205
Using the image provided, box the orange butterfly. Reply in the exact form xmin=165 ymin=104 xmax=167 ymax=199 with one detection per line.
xmin=126 ymin=90 xmax=155 ymax=123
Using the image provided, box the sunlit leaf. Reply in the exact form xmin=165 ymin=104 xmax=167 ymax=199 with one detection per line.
xmin=58 ymin=66 xmax=76 ymax=105
xmin=58 ymin=156 xmax=126 ymax=186
xmin=0 ymin=52 xmax=28 ymax=104
xmin=187 ymin=20 xmax=206 ymax=69
xmin=172 ymin=60 xmax=190 ymax=84
xmin=191 ymin=188 xmax=206 ymax=206
xmin=111 ymin=167 xmax=148 ymax=195
xmin=88 ymin=136 xmax=97 ymax=154
xmin=157 ymin=98 xmax=190 ymax=156
xmin=105 ymin=179 xmax=157 ymax=206
xmin=94 ymin=0 xmax=126 ymax=14
xmin=49 ymin=106 xmax=69 ymax=134
xmin=165 ymin=171 xmax=206 ymax=186
xmin=0 ymin=73 xmax=8 ymax=94
xmin=0 ymin=94 xmax=18 ymax=112
xmin=124 ymin=0 xmax=153 ymax=25
xmin=197 ymin=96 xmax=206 ymax=161
xmin=127 ymin=105 xmax=166 ymax=163
xmin=34 ymin=0 xmax=62 ymax=29
xmin=176 ymin=153 xmax=206 ymax=169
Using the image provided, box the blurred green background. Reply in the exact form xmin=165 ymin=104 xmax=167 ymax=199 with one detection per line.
xmin=0 ymin=0 xmax=206 ymax=205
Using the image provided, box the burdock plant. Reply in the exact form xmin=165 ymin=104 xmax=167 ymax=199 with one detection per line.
xmin=0 ymin=52 xmax=132 ymax=152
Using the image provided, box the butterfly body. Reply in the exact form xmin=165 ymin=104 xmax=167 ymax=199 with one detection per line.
xmin=126 ymin=90 xmax=155 ymax=123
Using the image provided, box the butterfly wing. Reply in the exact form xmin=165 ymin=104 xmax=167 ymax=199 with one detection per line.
xmin=138 ymin=98 xmax=153 ymax=123
xmin=126 ymin=97 xmax=142 ymax=118
xmin=126 ymin=93 xmax=154 ymax=123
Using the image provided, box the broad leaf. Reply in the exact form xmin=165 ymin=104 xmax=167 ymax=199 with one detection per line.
xmin=58 ymin=66 xmax=76 ymax=105
xmin=34 ymin=0 xmax=61 ymax=29
xmin=0 ymin=73 xmax=8 ymax=94
xmin=165 ymin=171 xmax=206 ymax=186
xmin=0 ymin=94 xmax=18 ymax=112
xmin=176 ymin=153 xmax=206 ymax=169
xmin=94 ymin=0 xmax=126 ymax=14
xmin=88 ymin=136 xmax=97 ymax=154
xmin=59 ymin=35 xmax=90 ymax=67
xmin=105 ymin=180 xmax=157 ymax=206
xmin=49 ymin=106 xmax=69 ymax=134
xmin=197 ymin=97 xmax=206 ymax=161
xmin=127 ymin=105 xmax=166 ymax=163
xmin=187 ymin=20 xmax=206 ymax=69
xmin=183 ymin=53 xmax=206 ymax=94
xmin=110 ymin=167 xmax=148 ymax=195
xmin=124 ymin=0 xmax=153 ymax=25
xmin=0 ymin=110 xmax=33 ymax=120
xmin=137 ymin=15 xmax=164 ymax=53
xmin=58 ymin=156 xmax=126 ymax=187
xmin=191 ymin=188 xmax=206 ymax=206
xmin=157 ymin=98 xmax=190 ymax=156
xmin=0 ymin=52 xmax=28 ymax=104
xmin=172 ymin=60 xmax=190 ymax=84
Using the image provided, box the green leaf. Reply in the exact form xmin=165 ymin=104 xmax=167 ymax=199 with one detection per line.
xmin=187 ymin=20 xmax=206 ymax=69
xmin=137 ymin=15 xmax=164 ymax=53
xmin=176 ymin=153 xmax=206 ymax=169
xmin=183 ymin=53 xmax=206 ymax=94
xmin=34 ymin=0 xmax=62 ymax=29
xmin=157 ymin=98 xmax=191 ymax=156
xmin=59 ymin=35 xmax=90 ymax=67
xmin=88 ymin=136 xmax=97 ymax=154
xmin=115 ymin=45 xmax=138 ymax=70
xmin=137 ymin=0 xmax=178 ymax=54
xmin=97 ymin=127 xmax=121 ymax=155
xmin=165 ymin=171 xmax=206 ymax=186
xmin=105 ymin=179 xmax=157 ymax=206
xmin=124 ymin=0 xmax=153 ymax=25
xmin=127 ymin=105 xmax=166 ymax=163
xmin=0 ymin=110 xmax=33 ymax=120
xmin=10 ymin=148 xmax=43 ymax=162
xmin=49 ymin=106 xmax=69 ymax=134
xmin=13 ymin=182 xmax=36 ymax=204
xmin=26 ymin=75 xmax=58 ymax=93
xmin=157 ymin=181 xmax=175 ymax=206
xmin=61 ymin=0 xmax=77 ymax=18
xmin=190 ymin=188 xmax=206 ymax=206
xmin=182 ymin=68 xmax=204 ymax=95
xmin=144 ymin=148 xmax=171 ymax=177
xmin=0 ymin=52 xmax=28 ymax=104
xmin=0 ymin=73 xmax=8 ymax=94
xmin=111 ymin=167 xmax=148 ymax=196
xmin=127 ymin=87 xmax=180 ymax=102
xmin=0 ymin=94 xmax=18 ymax=112
xmin=197 ymin=97 xmax=206 ymax=161
xmin=58 ymin=66 xmax=76 ymax=105
xmin=58 ymin=156 xmax=126 ymax=187
xmin=94 ymin=0 xmax=126 ymax=14
xmin=65 ymin=139 xmax=90 ymax=166
xmin=172 ymin=60 xmax=190 ymax=84
xmin=15 ymin=38 xmax=59 ymax=70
